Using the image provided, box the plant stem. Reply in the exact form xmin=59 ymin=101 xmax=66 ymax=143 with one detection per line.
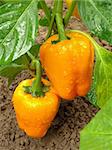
xmin=46 ymin=0 xmax=57 ymax=39
xmin=39 ymin=0 xmax=51 ymax=25
xmin=27 ymin=51 xmax=43 ymax=96
xmin=27 ymin=51 xmax=35 ymax=60
xmin=64 ymin=0 xmax=77 ymax=26
xmin=32 ymin=60 xmax=43 ymax=97
xmin=46 ymin=14 xmax=55 ymax=39
xmin=55 ymin=0 xmax=67 ymax=41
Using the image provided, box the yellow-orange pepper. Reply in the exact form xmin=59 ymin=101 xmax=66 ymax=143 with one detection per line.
xmin=40 ymin=32 xmax=94 ymax=100
xmin=12 ymin=79 xmax=60 ymax=138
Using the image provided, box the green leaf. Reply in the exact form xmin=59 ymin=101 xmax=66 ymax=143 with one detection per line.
xmin=93 ymin=45 xmax=112 ymax=108
xmin=0 ymin=0 xmax=38 ymax=65
xmin=0 ymin=1 xmax=4 ymax=5
xmin=87 ymin=43 xmax=112 ymax=108
xmin=39 ymin=17 xmax=49 ymax=27
xmin=80 ymin=97 xmax=112 ymax=150
xmin=87 ymin=46 xmax=112 ymax=107
xmin=38 ymin=1 xmax=42 ymax=9
xmin=0 ymin=43 xmax=40 ymax=85
xmin=78 ymin=0 xmax=112 ymax=45
xmin=0 ymin=54 xmax=29 ymax=85
xmin=0 ymin=63 xmax=27 ymax=85
xmin=29 ymin=44 xmax=40 ymax=57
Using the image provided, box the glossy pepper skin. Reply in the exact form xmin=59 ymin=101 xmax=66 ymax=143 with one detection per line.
xmin=12 ymin=79 xmax=60 ymax=138
xmin=40 ymin=32 xmax=94 ymax=100
xmin=66 ymin=0 xmax=80 ymax=19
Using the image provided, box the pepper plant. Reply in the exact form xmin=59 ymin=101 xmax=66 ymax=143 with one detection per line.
xmin=0 ymin=0 xmax=112 ymax=149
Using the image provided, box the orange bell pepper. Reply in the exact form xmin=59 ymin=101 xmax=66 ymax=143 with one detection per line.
xmin=40 ymin=32 xmax=94 ymax=100
xmin=12 ymin=78 xmax=60 ymax=138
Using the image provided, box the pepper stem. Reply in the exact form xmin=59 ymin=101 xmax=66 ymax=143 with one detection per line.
xmin=55 ymin=0 xmax=67 ymax=41
xmin=46 ymin=0 xmax=57 ymax=39
xmin=64 ymin=0 xmax=77 ymax=26
xmin=26 ymin=51 xmax=43 ymax=97
xmin=31 ymin=60 xmax=43 ymax=97
xmin=39 ymin=0 xmax=51 ymax=25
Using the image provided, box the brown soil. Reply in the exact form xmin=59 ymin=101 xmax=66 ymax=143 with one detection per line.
xmin=1 ymin=1 xmax=110 ymax=150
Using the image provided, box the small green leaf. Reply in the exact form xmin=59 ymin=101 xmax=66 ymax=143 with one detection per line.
xmin=0 ymin=0 xmax=38 ymax=65
xmin=0 ymin=43 xmax=40 ymax=85
xmin=39 ymin=17 xmax=49 ymax=27
xmin=0 ymin=63 xmax=27 ymax=85
xmin=29 ymin=44 xmax=40 ymax=58
xmin=80 ymin=97 xmax=112 ymax=150
xmin=0 ymin=54 xmax=29 ymax=85
xmin=15 ymin=54 xmax=30 ymax=66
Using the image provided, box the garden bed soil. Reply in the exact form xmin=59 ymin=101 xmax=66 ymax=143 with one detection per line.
xmin=1 ymin=1 xmax=111 ymax=149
